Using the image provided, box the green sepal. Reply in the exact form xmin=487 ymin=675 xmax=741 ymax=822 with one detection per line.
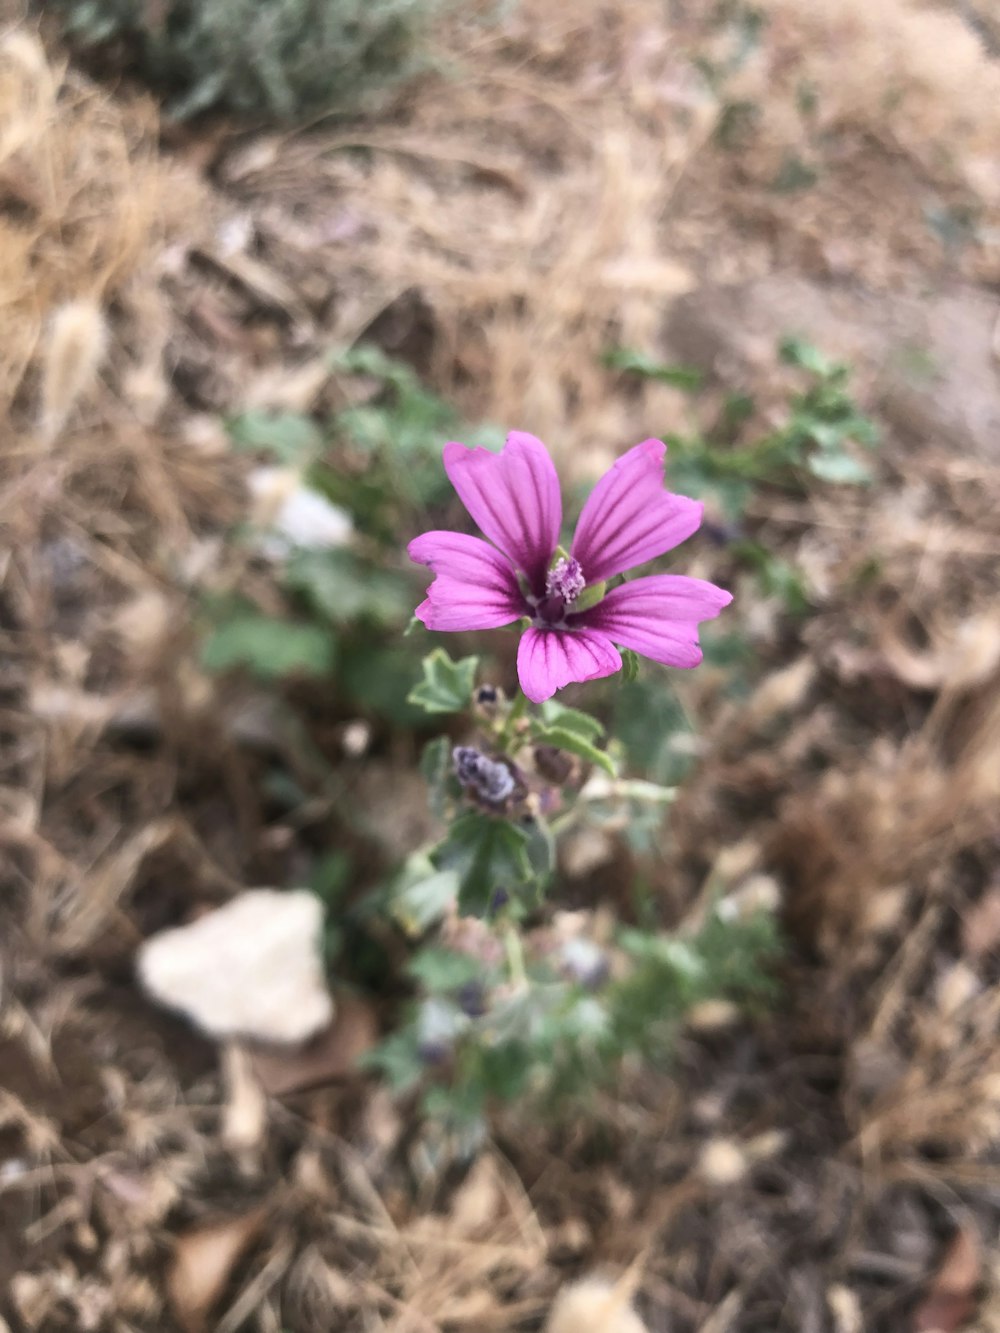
xmin=620 ymin=647 xmax=640 ymax=682
xmin=573 ymin=580 xmax=607 ymax=612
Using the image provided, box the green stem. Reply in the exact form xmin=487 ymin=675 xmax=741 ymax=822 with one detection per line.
xmin=534 ymin=811 xmax=557 ymax=879
xmin=497 ymin=688 xmax=528 ymax=751
xmin=504 ymin=925 xmax=528 ymax=989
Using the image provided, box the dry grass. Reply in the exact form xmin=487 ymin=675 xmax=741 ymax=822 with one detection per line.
xmin=3 ymin=0 xmax=1000 ymax=1329
xmin=761 ymin=0 xmax=1000 ymax=199
xmin=207 ymin=0 xmax=721 ymax=479
xmin=0 ymin=28 xmax=236 ymax=971
xmin=199 ymin=0 xmax=1000 ymax=482
xmin=0 ymin=28 xmax=173 ymax=422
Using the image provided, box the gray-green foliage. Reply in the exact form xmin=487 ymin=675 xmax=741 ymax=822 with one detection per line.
xmin=605 ymin=335 xmax=880 ymax=618
xmin=368 ymin=650 xmax=782 ymax=1135
xmin=201 ymin=610 xmax=335 ymax=678
xmin=48 ymin=0 xmax=439 ymax=121
xmin=368 ymin=894 xmax=781 ymax=1132
xmin=209 ymin=345 xmax=485 ymax=724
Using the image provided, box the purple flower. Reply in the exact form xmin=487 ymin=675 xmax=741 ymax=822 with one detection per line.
xmin=409 ymin=433 xmax=732 ymax=703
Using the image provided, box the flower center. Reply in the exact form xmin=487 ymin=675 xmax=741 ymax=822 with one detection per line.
xmin=545 ymin=557 xmax=585 ymax=604
xmin=534 ymin=557 xmax=586 ymax=626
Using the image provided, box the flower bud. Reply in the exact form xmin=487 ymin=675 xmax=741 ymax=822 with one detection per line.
xmin=453 ymin=746 xmax=516 ymax=805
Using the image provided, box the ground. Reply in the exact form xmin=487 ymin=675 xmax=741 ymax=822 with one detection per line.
xmin=2 ymin=0 xmax=1000 ymax=1330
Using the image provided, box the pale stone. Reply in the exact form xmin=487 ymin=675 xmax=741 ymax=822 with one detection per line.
xmin=248 ymin=467 xmax=352 ymax=556
xmin=545 ymin=1276 xmax=649 ymax=1333
xmin=697 ymin=1138 xmax=749 ymax=1186
xmin=686 ymin=999 xmax=740 ymax=1032
xmin=665 ymin=277 xmax=1000 ymax=463
xmin=138 ymin=890 xmax=333 ymax=1044
xmin=561 ymin=826 xmax=614 ymax=878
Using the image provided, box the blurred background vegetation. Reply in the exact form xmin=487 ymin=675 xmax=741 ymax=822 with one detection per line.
xmin=4 ymin=0 xmax=1000 ymax=1329
xmin=47 ymin=0 xmax=441 ymax=119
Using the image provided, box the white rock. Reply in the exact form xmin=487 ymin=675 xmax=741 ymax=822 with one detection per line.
xmin=561 ymin=826 xmax=614 ymax=878
xmin=697 ymin=1137 xmax=748 ymax=1186
xmin=545 ymin=1276 xmax=649 ymax=1333
xmin=248 ymin=467 xmax=353 ymax=556
xmin=138 ymin=890 xmax=333 ymax=1044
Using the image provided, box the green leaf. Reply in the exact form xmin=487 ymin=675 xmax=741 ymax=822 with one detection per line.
xmin=310 ymin=851 xmax=353 ymax=908
xmin=331 ymin=342 xmax=418 ymax=386
xmin=724 ymin=391 xmax=756 ymax=424
xmin=620 ymin=648 xmax=640 ymax=683
xmin=662 ymin=449 xmax=753 ymax=520
xmin=613 ymin=676 xmax=695 ymax=786
xmin=201 ymin=615 xmax=335 ymax=679
xmin=849 ymin=415 xmax=880 ymax=448
xmin=286 ymin=549 xmax=411 ymax=626
xmin=714 ymin=98 xmax=760 ymax=147
xmin=473 ymin=1039 xmax=533 ymax=1102
xmin=420 ymin=735 xmax=454 ymax=819
xmin=537 ymin=700 xmax=604 ymax=741
xmin=923 ymin=202 xmax=977 ymax=251
xmin=407 ymin=648 xmax=479 ymax=715
xmin=778 ymin=337 xmax=834 ymax=377
xmin=531 ymin=725 xmax=616 ymax=777
xmin=421 ymin=1082 xmax=489 ymax=1137
xmin=407 ymin=948 xmax=484 ymax=992
xmin=433 ymin=812 xmax=532 ymax=917
xmin=700 ymin=628 xmax=753 ymax=670
xmin=806 ymin=451 xmax=873 ymax=485
xmin=391 ymin=862 xmax=460 ymax=936
xmin=227 ymin=411 xmax=323 ymax=465
xmin=339 ymin=642 xmax=428 ymax=728
xmin=602 ymin=346 xmax=703 ymax=390
xmin=331 ymin=344 xmax=455 ymax=459
xmin=362 ymin=1029 xmax=425 ymax=1095
xmin=734 ymin=544 xmax=810 ymax=616
xmin=770 ymin=154 xmax=818 ymax=193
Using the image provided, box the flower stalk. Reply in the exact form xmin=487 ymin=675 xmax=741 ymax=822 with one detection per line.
xmin=366 ymin=428 xmax=781 ymax=1138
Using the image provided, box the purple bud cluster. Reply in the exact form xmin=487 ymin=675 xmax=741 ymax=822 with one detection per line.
xmin=453 ymin=745 xmax=515 ymax=805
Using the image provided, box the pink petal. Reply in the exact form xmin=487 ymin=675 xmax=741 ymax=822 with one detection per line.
xmin=570 ymin=439 xmax=703 ymax=583
xmin=409 ymin=531 xmax=526 ymax=632
xmin=415 ymin=575 xmax=524 ymax=632
xmin=516 ymin=627 xmax=622 ymax=704
xmin=409 ymin=531 xmax=523 ymax=599
xmin=443 ymin=433 xmax=561 ymax=591
xmin=575 ymin=574 xmax=732 ymax=668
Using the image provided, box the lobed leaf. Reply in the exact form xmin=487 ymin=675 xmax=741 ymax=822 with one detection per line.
xmin=433 ymin=812 xmax=532 ymax=916
xmin=200 ymin=614 xmax=335 ymax=679
xmin=227 ymin=411 xmax=323 ymax=464
xmin=407 ymin=648 xmax=479 ymax=715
